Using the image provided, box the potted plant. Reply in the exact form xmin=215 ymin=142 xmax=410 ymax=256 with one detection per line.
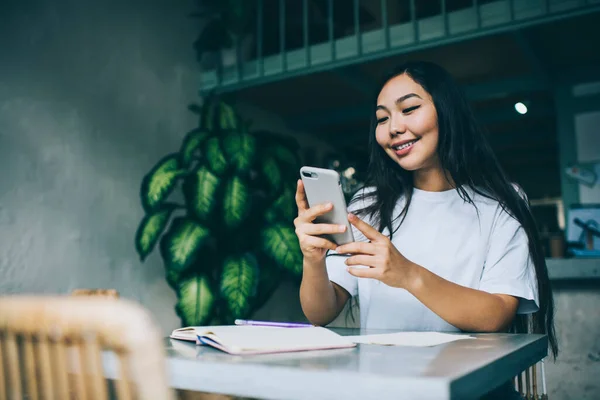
xmin=191 ymin=0 xmax=256 ymax=70
xmin=134 ymin=96 xmax=303 ymax=326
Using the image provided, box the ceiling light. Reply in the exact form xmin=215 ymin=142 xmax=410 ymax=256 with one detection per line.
xmin=514 ymin=102 xmax=528 ymax=115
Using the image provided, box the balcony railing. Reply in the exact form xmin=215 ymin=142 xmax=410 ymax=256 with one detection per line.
xmin=200 ymin=0 xmax=600 ymax=93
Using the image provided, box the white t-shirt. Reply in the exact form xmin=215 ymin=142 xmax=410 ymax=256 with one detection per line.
xmin=326 ymin=186 xmax=539 ymax=331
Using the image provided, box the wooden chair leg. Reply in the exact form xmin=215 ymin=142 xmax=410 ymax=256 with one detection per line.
xmin=0 ymin=335 xmax=7 ymax=400
xmin=5 ymin=333 xmax=22 ymax=400
xmin=540 ymin=359 xmax=548 ymax=400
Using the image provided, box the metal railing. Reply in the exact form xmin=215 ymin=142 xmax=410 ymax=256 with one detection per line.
xmin=201 ymin=0 xmax=600 ymax=93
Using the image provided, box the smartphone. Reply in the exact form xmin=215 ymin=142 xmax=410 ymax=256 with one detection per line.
xmin=300 ymin=166 xmax=355 ymax=246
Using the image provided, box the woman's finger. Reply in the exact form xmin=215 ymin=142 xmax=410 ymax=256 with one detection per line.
xmin=295 ymin=179 xmax=310 ymax=211
xmin=347 ymin=265 xmax=378 ymax=279
xmin=336 ymin=241 xmax=377 ymax=255
xmin=300 ymin=235 xmax=338 ymax=251
xmin=347 ymin=213 xmax=386 ymax=243
xmin=345 ymin=255 xmax=377 ymax=268
xmin=300 ymin=202 xmax=333 ymax=222
xmin=301 ymin=223 xmax=347 ymax=236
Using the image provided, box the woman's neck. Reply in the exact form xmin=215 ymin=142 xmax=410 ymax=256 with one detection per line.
xmin=413 ymin=165 xmax=455 ymax=192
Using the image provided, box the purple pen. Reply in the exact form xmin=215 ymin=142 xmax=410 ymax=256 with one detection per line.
xmin=234 ymin=319 xmax=313 ymax=328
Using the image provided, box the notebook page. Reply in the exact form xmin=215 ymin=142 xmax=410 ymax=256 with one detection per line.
xmin=170 ymin=325 xmax=223 ymax=341
xmin=345 ymin=332 xmax=475 ymax=347
xmin=206 ymin=326 xmax=354 ymax=352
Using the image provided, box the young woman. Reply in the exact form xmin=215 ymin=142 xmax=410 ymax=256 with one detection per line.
xmin=295 ymin=61 xmax=558 ymax=361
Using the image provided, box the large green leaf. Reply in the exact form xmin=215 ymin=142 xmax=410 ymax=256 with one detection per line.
xmin=223 ymin=176 xmax=250 ymax=229
xmin=135 ymin=204 xmax=176 ymax=261
xmin=266 ymin=143 xmax=300 ymax=167
xmin=220 ymin=253 xmax=259 ymax=319
xmin=261 ymin=156 xmax=282 ymax=193
xmin=264 ymin=187 xmax=296 ymax=223
xmin=159 ymin=217 xmax=210 ymax=280
xmin=186 ymin=166 xmax=220 ymax=221
xmin=260 ymin=224 xmax=303 ymax=276
xmin=205 ymin=137 xmax=228 ymax=175
xmin=180 ymin=129 xmax=211 ymax=167
xmin=222 ymin=131 xmax=256 ymax=172
xmin=166 ymin=268 xmax=179 ymax=290
xmin=140 ymin=154 xmax=183 ymax=212
xmin=218 ymin=101 xmax=237 ymax=130
xmin=262 ymin=142 xmax=300 ymax=188
xmin=253 ymin=131 xmax=300 ymax=166
xmin=176 ymin=274 xmax=215 ymax=326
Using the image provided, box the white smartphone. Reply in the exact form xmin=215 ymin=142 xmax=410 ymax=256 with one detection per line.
xmin=300 ymin=166 xmax=355 ymax=246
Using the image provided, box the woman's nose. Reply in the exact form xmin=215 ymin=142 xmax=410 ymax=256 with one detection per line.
xmin=389 ymin=116 xmax=406 ymax=137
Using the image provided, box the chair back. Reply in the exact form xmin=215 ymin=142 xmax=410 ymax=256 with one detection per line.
xmin=0 ymin=295 xmax=174 ymax=400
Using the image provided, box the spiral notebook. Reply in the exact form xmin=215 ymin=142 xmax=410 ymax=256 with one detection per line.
xmin=170 ymin=325 xmax=356 ymax=355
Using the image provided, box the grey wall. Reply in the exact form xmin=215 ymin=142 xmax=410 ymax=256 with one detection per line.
xmin=548 ymin=283 xmax=600 ymax=399
xmin=0 ymin=0 xmax=203 ymax=333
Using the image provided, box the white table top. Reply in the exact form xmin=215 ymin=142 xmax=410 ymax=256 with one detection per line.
xmin=103 ymin=328 xmax=547 ymax=400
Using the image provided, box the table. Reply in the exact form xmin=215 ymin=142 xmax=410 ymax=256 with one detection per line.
xmin=103 ymin=328 xmax=547 ymax=400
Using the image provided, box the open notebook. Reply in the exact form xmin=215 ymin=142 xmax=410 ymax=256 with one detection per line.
xmin=170 ymin=325 xmax=356 ymax=355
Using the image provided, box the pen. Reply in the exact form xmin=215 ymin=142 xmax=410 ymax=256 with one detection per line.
xmin=234 ymin=319 xmax=313 ymax=328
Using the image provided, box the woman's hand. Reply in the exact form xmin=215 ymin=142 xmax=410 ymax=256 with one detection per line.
xmin=335 ymin=213 xmax=418 ymax=289
xmin=294 ymin=179 xmax=348 ymax=264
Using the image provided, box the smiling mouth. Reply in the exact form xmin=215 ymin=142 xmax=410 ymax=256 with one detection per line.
xmin=392 ymin=139 xmax=419 ymax=151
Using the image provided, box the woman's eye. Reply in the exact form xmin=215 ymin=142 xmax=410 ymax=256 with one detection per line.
xmin=403 ymin=105 xmax=420 ymax=114
xmin=376 ymin=116 xmax=388 ymax=124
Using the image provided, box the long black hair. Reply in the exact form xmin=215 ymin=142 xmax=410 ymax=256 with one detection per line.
xmin=352 ymin=61 xmax=558 ymax=358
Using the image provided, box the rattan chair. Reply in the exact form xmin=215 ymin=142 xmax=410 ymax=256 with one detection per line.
xmin=69 ymin=290 xmax=235 ymax=400
xmin=0 ymin=295 xmax=174 ymax=400
xmin=514 ymin=360 xmax=548 ymax=400
xmin=512 ymin=313 xmax=549 ymax=400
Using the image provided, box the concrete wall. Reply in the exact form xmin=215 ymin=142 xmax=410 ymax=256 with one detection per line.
xmin=0 ymin=0 xmax=310 ymax=335
xmin=547 ymin=282 xmax=600 ymax=399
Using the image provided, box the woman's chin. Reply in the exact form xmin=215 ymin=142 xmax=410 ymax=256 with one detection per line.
xmin=387 ymin=149 xmax=436 ymax=172
xmin=393 ymin=156 xmax=424 ymax=172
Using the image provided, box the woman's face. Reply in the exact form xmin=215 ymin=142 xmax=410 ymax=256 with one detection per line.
xmin=375 ymin=73 xmax=440 ymax=172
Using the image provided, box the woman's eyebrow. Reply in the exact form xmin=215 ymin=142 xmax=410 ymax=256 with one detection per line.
xmin=377 ymin=93 xmax=422 ymax=111
xmin=395 ymin=93 xmax=422 ymax=104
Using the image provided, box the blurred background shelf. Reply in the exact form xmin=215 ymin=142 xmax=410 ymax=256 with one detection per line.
xmin=546 ymin=257 xmax=600 ymax=280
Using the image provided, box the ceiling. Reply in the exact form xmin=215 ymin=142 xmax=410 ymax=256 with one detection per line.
xmin=224 ymin=7 xmax=600 ymax=200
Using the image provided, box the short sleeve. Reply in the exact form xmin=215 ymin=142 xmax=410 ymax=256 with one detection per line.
xmin=326 ymin=252 xmax=358 ymax=297
xmin=325 ymin=187 xmax=373 ymax=297
xmin=479 ymin=208 xmax=539 ymax=314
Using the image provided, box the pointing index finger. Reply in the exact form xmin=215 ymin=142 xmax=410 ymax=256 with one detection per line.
xmin=347 ymin=213 xmax=385 ymax=242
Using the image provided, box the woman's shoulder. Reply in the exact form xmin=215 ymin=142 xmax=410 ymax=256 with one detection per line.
xmin=467 ymin=183 xmax=528 ymax=207
xmin=468 ymin=184 xmax=528 ymax=228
